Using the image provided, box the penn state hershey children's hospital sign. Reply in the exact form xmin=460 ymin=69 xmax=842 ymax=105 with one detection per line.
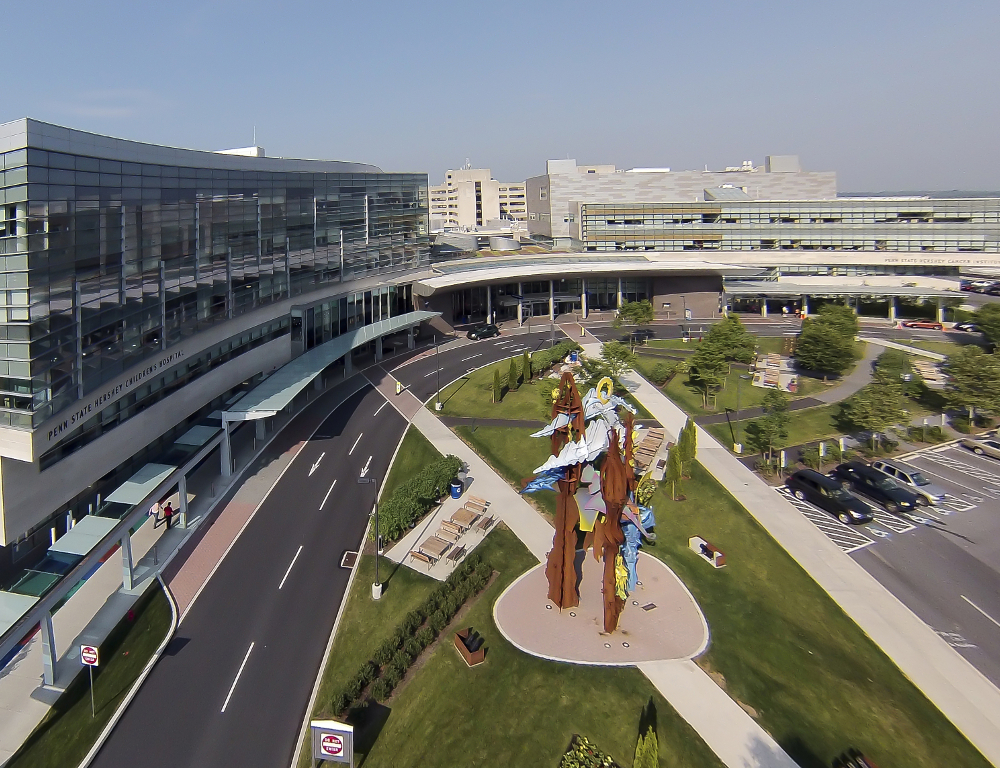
xmin=44 ymin=349 xmax=185 ymax=444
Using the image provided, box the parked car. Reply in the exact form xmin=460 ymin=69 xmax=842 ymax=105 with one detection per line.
xmin=954 ymin=322 xmax=979 ymax=332
xmin=828 ymin=461 xmax=922 ymax=514
xmin=962 ymin=280 xmax=995 ymax=292
xmin=960 ymin=436 xmax=1000 ymax=459
xmin=900 ymin=320 xmax=943 ymax=330
xmin=870 ymin=459 xmax=946 ymax=505
xmin=786 ymin=469 xmax=875 ymax=524
xmin=466 ymin=324 xmax=500 ymax=340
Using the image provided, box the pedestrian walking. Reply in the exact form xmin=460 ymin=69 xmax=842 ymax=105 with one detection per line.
xmin=148 ymin=501 xmax=162 ymax=526
xmin=163 ymin=502 xmax=174 ymax=530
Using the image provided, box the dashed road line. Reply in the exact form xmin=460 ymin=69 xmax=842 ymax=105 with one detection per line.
xmin=221 ymin=642 xmax=255 ymax=713
xmin=962 ymin=595 xmax=1000 ymax=629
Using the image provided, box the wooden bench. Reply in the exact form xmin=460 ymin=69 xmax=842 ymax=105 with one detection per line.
xmin=688 ymin=536 xmax=726 ymax=568
xmin=474 ymin=515 xmax=496 ymax=533
xmin=440 ymin=519 xmax=464 ymax=536
xmin=436 ymin=527 xmax=461 ymax=543
xmin=446 ymin=545 xmax=466 ymax=564
xmin=409 ymin=550 xmax=436 ymax=568
xmin=468 ymin=495 xmax=490 ymax=507
xmin=463 ymin=500 xmax=488 ymax=514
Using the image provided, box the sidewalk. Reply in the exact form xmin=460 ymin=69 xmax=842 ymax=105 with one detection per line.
xmin=618 ymin=368 xmax=1000 ymax=765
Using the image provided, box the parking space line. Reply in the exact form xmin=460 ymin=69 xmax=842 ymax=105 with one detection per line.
xmin=870 ymin=511 xmax=916 ymax=533
xmin=912 ymin=452 xmax=1000 ymax=491
xmin=777 ymin=488 xmax=873 ymax=553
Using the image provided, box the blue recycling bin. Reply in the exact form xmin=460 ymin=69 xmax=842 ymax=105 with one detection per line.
xmin=450 ymin=480 xmax=463 ymax=499
xmin=570 ymin=351 xmax=579 ymax=363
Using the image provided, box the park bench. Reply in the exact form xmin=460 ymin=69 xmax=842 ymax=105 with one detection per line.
xmin=409 ymin=550 xmax=436 ymax=568
xmin=473 ymin=515 xmax=496 ymax=533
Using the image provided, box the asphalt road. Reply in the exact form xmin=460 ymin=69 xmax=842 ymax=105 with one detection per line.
xmin=92 ymin=385 xmax=406 ymax=768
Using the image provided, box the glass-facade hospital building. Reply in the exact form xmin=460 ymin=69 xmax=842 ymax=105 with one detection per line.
xmin=2 ymin=120 xmax=1000 ymax=593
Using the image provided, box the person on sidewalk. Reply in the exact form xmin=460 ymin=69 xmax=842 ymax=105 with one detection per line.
xmin=163 ymin=502 xmax=174 ymax=530
xmin=148 ymin=501 xmax=162 ymax=527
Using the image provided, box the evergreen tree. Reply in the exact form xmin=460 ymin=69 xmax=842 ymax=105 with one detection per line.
xmin=666 ymin=446 xmax=683 ymax=500
xmin=678 ymin=418 xmax=697 ymax=477
xmin=508 ymin=356 xmax=520 ymax=391
xmin=522 ymin=349 xmax=531 ymax=381
xmin=633 ymin=725 xmax=658 ymax=768
xmin=493 ymin=368 xmax=502 ymax=403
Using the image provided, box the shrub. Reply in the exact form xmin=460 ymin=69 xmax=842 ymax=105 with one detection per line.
xmin=344 ymin=675 xmax=363 ymax=701
xmin=429 ymin=609 xmax=448 ymax=632
xmin=373 ymin=640 xmax=396 ymax=667
xmin=416 ymin=626 xmax=435 ymax=646
xmin=402 ymin=610 xmax=423 ymax=633
xmin=370 ymin=678 xmax=389 ymax=702
xmin=376 ymin=455 xmax=463 ymax=542
xmin=330 ymin=690 xmax=350 ymax=715
xmin=356 ymin=661 xmax=377 ymax=685
xmin=522 ymin=349 xmax=531 ymax=381
xmin=403 ymin=637 xmax=422 ymax=657
xmin=952 ymin=416 xmax=973 ymax=434
xmin=392 ymin=649 xmax=412 ymax=670
xmin=474 ymin=561 xmax=492 ymax=581
xmin=391 ymin=626 xmax=410 ymax=648
xmin=649 ymin=361 xmax=674 ymax=386
xmin=799 ymin=445 xmax=821 ymax=469
xmin=508 ymin=356 xmax=520 ymax=391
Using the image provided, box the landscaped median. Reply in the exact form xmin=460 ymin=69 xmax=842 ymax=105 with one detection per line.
xmin=6 ymin=581 xmax=173 ymax=768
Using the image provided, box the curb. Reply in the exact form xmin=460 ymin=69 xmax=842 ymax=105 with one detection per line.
xmin=76 ymin=574 xmax=178 ymax=768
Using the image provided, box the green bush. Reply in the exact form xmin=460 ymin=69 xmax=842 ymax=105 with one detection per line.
xmin=952 ymin=416 xmax=973 ymax=433
xmin=392 ymin=649 xmax=412 ymax=670
xmin=508 ymin=356 xmax=520 ymax=391
xmin=356 ymin=661 xmax=377 ymax=685
xmin=799 ymin=445 xmax=821 ymax=469
xmin=649 ymin=361 xmax=675 ymax=386
xmin=558 ymin=735 xmax=620 ymax=768
xmin=330 ymin=690 xmax=350 ymax=716
xmin=402 ymin=610 xmax=423 ymax=633
xmin=376 ymin=454 xmax=463 ymax=541
xmin=344 ymin=675 xmax=363 ymax=702
xmin=403 ymin=637 xmax=422 ymax=656
xmin=373 ymin=640 xmax=396 ymax=667
xmin=370 ymin=678 xmax=389 ymax=702
xmin=383 ymin=665 xmax=403 ymax=690
xmin=474 ymin=561 xmax=492 ymax=581
xmin=908 ymin=424 xmax=946 ymax=443
xmin=429 ymin=610 xmax=448 ymax=632
xmin=415 ymin=626 xmax=435 ymax=646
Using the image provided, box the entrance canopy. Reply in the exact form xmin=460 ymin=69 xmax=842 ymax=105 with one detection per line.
xmin=224 ymin=310 xmax=439 ymax=422
xmin=104 ymin=463 xmax=177 ymax=505
xmin=724 ymin=281 xmax=958 ymax=299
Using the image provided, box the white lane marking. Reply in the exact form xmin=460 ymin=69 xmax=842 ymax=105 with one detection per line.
xmin=279 ymin=545 xmax=303 ymax=590
xmin=309 ymin=452 xmax=325 ymax=476
xmin=963 ymin=595 xmax=1000 ymax=629
xmin=461 ymin=353 xmax=483 ymax=361
xmin=320 ymin=479 xmax=337 ymax=510
xmin=374 ymin=401 xmax=388 ymax=416
xmin=360 ymin=455 xmax=372 ymax=477
xmin=349 ymin=433 xmax=363 ymax=455
xmin=221 ymin=642 xmax=255 ymax=713
xmin=424 ymin=367 xmax=444 ymax=377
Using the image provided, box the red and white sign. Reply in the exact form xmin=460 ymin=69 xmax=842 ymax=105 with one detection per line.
xmin=80 ymin=645 xmax=99 ymax=666
xmin=320 ymin=734 xmax=344 ymax=757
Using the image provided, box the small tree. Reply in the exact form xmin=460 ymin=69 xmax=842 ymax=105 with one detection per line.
xmin=815 ymin=303 xmax=859 ymax=337
xmin=522 ymin=349 xmax=531 ymax=381
xmin=975 ymin=303 xmax=1000 ymax=348
xmin=842 ymin=377 xmax=906 ymax=450
xmin=508 ymin=356 xmax=520 ymax=391
xmin=745 ymin=389 xmax=791 ymax=461
xmin=666 ymin=445 xmax=682 ymax=500
xmin=703 ymin=315 xmax=756 ymax=363
xmin=794 ymin=320 xmax=856 ymax=379
xmin=633 ymin=725 xmax=658 ymax=768
xmin=678 ymin=418 xmax=697 ymax=477
xmin=601 ymin=341 xmax=638 ymax=381
xmin=944 ymin=345 xmax=1000 ymax=421
xmin=688 ymin=343 xmax=727 ymax=408
xmin=613 ymin=299 xmax=654 ymax=328
xmin=493 ymin=367 xmax=502 ymax=403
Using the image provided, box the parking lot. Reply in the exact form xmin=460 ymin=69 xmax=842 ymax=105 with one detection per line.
xmin=779 ymin=440 xmax=1000 ymax=686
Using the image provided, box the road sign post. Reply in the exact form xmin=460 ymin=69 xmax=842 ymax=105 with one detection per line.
xmin=80 ymin=644 xmax=99 ymax=717
xmin=311 ymin=719 xmax=354 ymax=765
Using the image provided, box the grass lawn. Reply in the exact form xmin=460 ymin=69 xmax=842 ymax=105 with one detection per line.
xmin=705 ymin=403 xmax=844 ymax=452
xmin=902 ymin=339 xmax=982 ymax=356
xmin=643 ymin=463 xmax=989 ymax=768
xmin=662 ymin=367 xmax=829 ymax=416
xmin=304 ymin=527 xmax=726 ymax=768
xmin=455 ymin=424 xmax=558 ymax=517
xmin=8 ymin=583 xmax=172 ymax=768
xmin=382 ymin=426 xmax=444 ymax=498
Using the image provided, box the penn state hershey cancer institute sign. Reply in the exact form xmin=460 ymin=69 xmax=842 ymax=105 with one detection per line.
xmin=45 ymin=349 xmax=185 ymax=444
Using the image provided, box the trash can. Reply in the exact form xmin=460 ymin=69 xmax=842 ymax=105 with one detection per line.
xmin=450 ymin=480 xmax=463 ymax=499
xmin=570 ymin=351 xmax=579 ymax=363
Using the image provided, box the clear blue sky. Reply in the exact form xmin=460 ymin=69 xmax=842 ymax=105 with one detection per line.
xmin=5 ymin=0 xmax=999 ymax=191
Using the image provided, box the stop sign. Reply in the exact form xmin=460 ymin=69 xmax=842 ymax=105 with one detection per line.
xmin=80 ymin=645 xmax=99 ymax=666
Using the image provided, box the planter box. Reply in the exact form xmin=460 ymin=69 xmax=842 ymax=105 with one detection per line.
xmin=454 ymin=627 xmax=486 ymax=666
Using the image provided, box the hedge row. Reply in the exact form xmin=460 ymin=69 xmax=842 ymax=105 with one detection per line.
xmin=329 ymin=553 xmax=494 ymax=715
xmin=528 ymin=340 xmax=582 ymax=380
xmin=376 ymin=455 xmax=463 ymax=542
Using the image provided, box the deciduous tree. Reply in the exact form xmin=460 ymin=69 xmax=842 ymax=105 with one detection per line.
xmin=613 ymin=299 xmax=654 ymax=328
xmin=703 ymin=315 xmax=756 ymax=363
xmin=974 ymin=303 xmax=1000 ymax=348
xmin=601 ymin=341 xmax=638 ymax=381
xmin=842 ymin=377 xmax=907 ymax=449
xmin=688 ymin=343 xmax=727 ymax=408
xmin=945 ymin=345 xmax=1000 ymax=420
xmin=794 ymin=320 xmax=856 ymax=378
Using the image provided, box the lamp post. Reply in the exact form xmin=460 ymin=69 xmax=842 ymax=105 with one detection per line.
xmin=735 ymin=373 xmax=752 ymax=452
xmin=435 ymin=334 xmax=442 ymax=410
xmin=357 ymin=475 xmax=381 ymax=600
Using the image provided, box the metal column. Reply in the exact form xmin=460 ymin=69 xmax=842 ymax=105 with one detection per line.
xmin=581 ymin=279 xmax=588 ymax=319
xmin=226 ymin=247 xmax=234 ymax=319
xmin=40 ymin=611 xmax=57 ymax=686
xmin=486 ymin=286 xmax=492 ymax=324
xmin=549 ymin=280 xmax=555 ymax=320
xmin=121 ymin=533 xmax=134 ymax=591
xmin=407 ymin=328 xmax=415 ymax=349
xmin=517 ymin=282 xmax=523 ymax=326
xmin=801 ymin=295 xmax=810 ymax=317
xmin=888 ymin=296 xmax=897 ymax=322
xmin=178 ymin=473 xmax=189 ymax=529
xmin=936 ymin=298 xmax=945 ymax=323
xmin=344 ymin=353 xmax=353 ymax=377
xmin=375 ymin=337 xmax=383 ymax=361
xmin=761 ymin=302 xmax=768 ymax=317
xmin=221 ymin=419 xmax=233 ymax=478
xmin=617 ymin=278 xmax=623 ymax=309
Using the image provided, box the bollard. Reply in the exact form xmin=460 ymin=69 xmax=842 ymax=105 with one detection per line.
xmin=818 ymin=441 xmax=825 ymax=458
xmin=779 ymin=449 xmax=786 ymax=468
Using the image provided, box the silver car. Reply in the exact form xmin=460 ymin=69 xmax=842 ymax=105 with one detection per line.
xmin=870 ymin=460 xmax=947 ymax=506
xmin=961 ymin=437 xmax=1000 ymax=460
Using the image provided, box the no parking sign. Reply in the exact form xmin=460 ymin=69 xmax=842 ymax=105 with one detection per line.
xmin=311 ymin=720 xmax=354 ymax=765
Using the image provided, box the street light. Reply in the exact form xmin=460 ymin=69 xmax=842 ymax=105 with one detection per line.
xmin=735 ymin=373 xmax=752 ymax=452
xmin=434 ymin=333 xmax=442 ymax=411
xmin=357 ymin=475 xmax=382 ymax=600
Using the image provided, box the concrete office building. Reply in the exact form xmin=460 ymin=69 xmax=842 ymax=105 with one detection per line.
xmin=428 ymin=167 xmax=526 ymax=230
xmin=0 ymin=119 xmax=432 ymax=584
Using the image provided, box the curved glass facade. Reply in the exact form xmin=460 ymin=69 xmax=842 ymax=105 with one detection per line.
xmin=0 ymin=132 xmax=429 ymax=428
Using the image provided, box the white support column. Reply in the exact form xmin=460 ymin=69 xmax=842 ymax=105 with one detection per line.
xmin=936 ymin=298 xmax=945 ymax=323
xmin=486 ymin=286 xmax=492 ymax=324
xmin=549 ymin=280 xmax=555 ymax=320
xmin=40 ymin=611 xmax=57 ymax=686
xmin=344 ymin=353 xmax=353 ymax=377
xmin=888 ymin=296 xmax=897 ymax=322
xmin=178 ymin=474 xmax=189 ymax=529
xmin=221 ymin=419 xmax=233 ymax=478
xmin=407 ymin=327 xmax=415 ymax=349
xmin=801 ymin=295 xmax=809 ymax=317
xmin=121 ymin=533 xmax=134 ymax=591
xmin=581 ymin=279 xmax=588 ymax=319
xmin=617 ymin=278 xmax=623 ymax=309
xmin=517 ymin=282 xmax=524 ymax=326
xmin=761 ymin=301 xmax=768 ymax=318
xmin=375 ymin=337 xmax=383 ymax=361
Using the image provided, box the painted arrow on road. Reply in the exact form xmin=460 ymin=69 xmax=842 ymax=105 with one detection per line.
xmin=309 ymin=452 xmax=325 ymax=476
xmin=360 ymin=455 xmax=373 ymax=477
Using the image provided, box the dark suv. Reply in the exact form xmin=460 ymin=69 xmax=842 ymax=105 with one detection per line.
xmin=829 ymin=461 xmax=921 ymax=514
xmin=466 ymin=324 xmax=500 ymax=340
xmin=786 ymin=469 xmax=874 ymax=525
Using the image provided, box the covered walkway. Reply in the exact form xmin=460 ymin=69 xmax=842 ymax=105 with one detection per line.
xmin=219 ymin=310 xmax=439 ymax=475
